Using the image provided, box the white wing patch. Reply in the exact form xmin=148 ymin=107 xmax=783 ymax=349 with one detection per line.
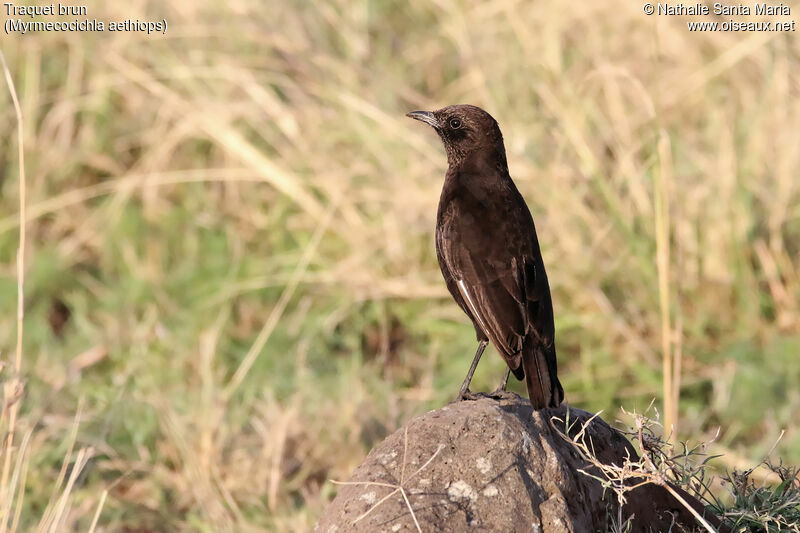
xmin=457 ymin=279 xmax=490 ymax=336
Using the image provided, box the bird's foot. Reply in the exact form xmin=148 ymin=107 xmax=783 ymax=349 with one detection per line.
xmin=456 ymin=388 xmax=517 ymax=402
xmin=487 ymin=387 xmax=516 ymax=400
xmin=456 ymin=389 xmax=478 ymax=402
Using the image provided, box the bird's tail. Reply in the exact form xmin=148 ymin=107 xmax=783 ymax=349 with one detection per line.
xmin=522 ymin=339 xmax=563 ymax=409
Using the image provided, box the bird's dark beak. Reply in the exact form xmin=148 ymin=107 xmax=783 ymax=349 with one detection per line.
xmin=406 ymin=110 xmax=439 ymax=129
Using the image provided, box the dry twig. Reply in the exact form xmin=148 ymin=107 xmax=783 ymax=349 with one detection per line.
xmin=551 ymin=408 xmax=717 ymax=533
xmin=331 ymin=426 xmax=444 ymax=532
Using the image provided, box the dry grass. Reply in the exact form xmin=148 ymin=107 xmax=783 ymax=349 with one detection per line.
xmin=558 ymin=406 xmax=800 ymax=532
xmin=554 ymin=407 xmax=717 ymax=532
xmin=0 ymin=49 xmax=100 ymax=533
xmin=0 ymin=47 xmax=26 ymax=530
xmin=0 ymin=1 xmax=799 ymax=530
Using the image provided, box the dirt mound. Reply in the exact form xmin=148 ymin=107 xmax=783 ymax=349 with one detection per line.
xmin=316 ymin=393 xmax=725 ymax=532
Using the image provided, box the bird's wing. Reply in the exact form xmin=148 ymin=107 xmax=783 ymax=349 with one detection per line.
xmin=435 ymin=226 xmax=485 ymax=338
xmin=442 ymin=242 xmax=531 ymax=370
xmin=512 ymin=254 xmax=554 ymax=347
xmin=452 ymin=246 xmax=559 ymax=407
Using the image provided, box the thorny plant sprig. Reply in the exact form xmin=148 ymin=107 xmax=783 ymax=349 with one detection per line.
xmin=551 ymin=405 xmax=718 ymax=533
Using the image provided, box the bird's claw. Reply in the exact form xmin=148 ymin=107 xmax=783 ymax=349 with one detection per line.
xmin=456 ymin=389 xmax=477 ymax=401
xmin=487 ymin=388 xmax=515 ymax=400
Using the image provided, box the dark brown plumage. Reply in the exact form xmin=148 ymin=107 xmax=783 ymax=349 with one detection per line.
xmin=407 ymin=104 xmax=564 ymax=409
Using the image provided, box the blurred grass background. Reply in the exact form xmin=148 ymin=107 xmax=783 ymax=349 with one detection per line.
xmin=1 ymin=0 xmax=799 ymax=530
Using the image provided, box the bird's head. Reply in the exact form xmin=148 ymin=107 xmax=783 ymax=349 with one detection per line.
xmin=406 ymin=105 xmax=506 ymax=169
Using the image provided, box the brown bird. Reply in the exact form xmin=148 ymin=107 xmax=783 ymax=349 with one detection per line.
xmin=407 ymin=104 xmax=563 ymax=408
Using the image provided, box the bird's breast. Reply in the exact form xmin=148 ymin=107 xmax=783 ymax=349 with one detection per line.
xmin=437 ymin=198 xmax=511 ymax=272
xmin=436 ymin=169 xmax=537 ymax=275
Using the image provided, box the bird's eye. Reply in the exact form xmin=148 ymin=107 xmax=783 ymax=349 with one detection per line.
xmin=448 ymin=117 xmax=462 ymax=129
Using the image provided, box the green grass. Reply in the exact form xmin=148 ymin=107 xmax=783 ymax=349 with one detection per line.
xmin=1 ymin=1 xmax=799 ymax=530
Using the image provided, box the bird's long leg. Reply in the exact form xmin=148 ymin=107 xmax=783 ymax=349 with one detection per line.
xmin=499 ymin=367 xmax=511 ymax=391
xmin=457 ymin=340 xmax=488 ymax=400
xmin=490 ymin=367 xmax=512 ymax=397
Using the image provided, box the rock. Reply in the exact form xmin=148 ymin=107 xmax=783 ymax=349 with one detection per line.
xmin=316 ymin=393 xmax=726 ymax=533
